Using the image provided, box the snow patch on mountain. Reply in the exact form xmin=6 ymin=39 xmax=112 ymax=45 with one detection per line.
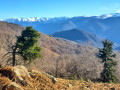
xmin=18 ymin=18 xmax=21 ymax=21
xmin=1 ymin=13 xmax=120 ymax=22
xmin=0 ymin=19 xmax=4 ymax=21
xmin=97 ymin=13 xmax=120 ymax=19
xmin=0 ymin=17 xmax=70 ymax=23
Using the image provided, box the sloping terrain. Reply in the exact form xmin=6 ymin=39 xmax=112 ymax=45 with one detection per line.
xmin=0 ymin=65 xmax=67 ymax=90
xmin=0 ymin=65 xmax=120 ymax=90
xmin=0 ymin=21 xmax=120 ymax=82
xmin=0 ymin=21 xmax=24 ymax=63
xmin=52 ymin=29 xmax=102 ymax=47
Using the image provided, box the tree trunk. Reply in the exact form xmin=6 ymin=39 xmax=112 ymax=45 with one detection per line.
xmin=55 ymin=59 xmax=58 ymax=78
xmin=12 ymin=46 xmax=17 ymax=66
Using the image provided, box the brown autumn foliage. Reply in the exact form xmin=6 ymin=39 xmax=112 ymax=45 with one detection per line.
xmin=0 ymin=76 xmax=12 ymax=89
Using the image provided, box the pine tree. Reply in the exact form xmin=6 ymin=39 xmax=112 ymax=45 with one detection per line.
xmin=4 ymin=26 xmax=42 ymax=66
xmin=99 ymin=39 xmax=117 ymax=83
xmin=17 ymin=26 xmax=42 ymax=63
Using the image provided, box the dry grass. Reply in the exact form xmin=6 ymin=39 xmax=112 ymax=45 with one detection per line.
xmin=0 ymin=66 xmax=120 ymax=90
xmin=56 ymin=78 xmax=120 ymax=90
xmin=0 ymin=76 xmax=11 ymax=89
xmin=0 ymin=66 xmax=67 ymax=90
xmin=23 ymin=72 xmax=68 ymax=90
xmin=0 ymin=66 xmax=16 ymax=80
xmin=23 ymin=73 xmax=56 ymax=90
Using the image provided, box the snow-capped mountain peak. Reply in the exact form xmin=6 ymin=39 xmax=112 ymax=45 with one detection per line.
xmin=1 ymin=13 xmax=120 ymax=23
xmin=97 ymin=13 xmax=120 ymax=19
xmin=0 ymin=17 xmax=70 ymax=23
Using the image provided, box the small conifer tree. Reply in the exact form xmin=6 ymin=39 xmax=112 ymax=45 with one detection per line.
xmin=99 ymin=39 xmax=117 ymax=83
xmin=17 ymin=26 xmax=42 ymax=63
xmin=4 ymin=26 xmax=42 ymax=66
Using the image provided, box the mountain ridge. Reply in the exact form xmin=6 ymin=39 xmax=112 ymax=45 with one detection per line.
xmin=1 ymin=13 xmax=120 ymax=46
xmin=52 ymin=29 xmax=102 ymax=47
xmin=1 ymin=13 xmax=120 ymax=22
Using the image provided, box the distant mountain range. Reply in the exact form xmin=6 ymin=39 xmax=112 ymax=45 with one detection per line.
xmin=1 ymin=13 xmax=120 ymax=22
xmin=1 ymin=13 xmax=120 ymax=45
xmin=0 ymin=17 xmax=69 ymax=23
xmin=52 ymin=29 xmax=102 ymax=47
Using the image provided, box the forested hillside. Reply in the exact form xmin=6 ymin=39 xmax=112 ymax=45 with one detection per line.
xmin=0 ymin=21 xmax=120 ymax=82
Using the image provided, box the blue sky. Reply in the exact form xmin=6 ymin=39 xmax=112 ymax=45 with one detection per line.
xmin=1 ymin=0 xmax=120 ymax=19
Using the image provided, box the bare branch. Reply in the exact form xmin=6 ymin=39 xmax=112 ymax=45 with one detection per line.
xmin=7 ymin=58 xmax=12 ymax=64
xmin=2 ymin=52 xmax=13 ymax=58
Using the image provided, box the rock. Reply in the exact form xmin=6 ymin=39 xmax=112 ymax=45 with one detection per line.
xmin=29 ymin=69 xmax=42 ymax=74
xmin=13 ymin=65 xmax=32 ymax=86
xmin=52 ymin=78 xmax=57 ymax=84
xmin=67 ymin=84 xmax=72 ymax=88
xmin=13 ymin=65 xmax=30 ymax=81
xmin=7 ymin=82 xmax=23 ymax=90
xmin=42 ymin=72 xmax=54 ymax=79
xmin=41 ymin=72 xmax=57 ymax=84
xmin=14 ymin=65 xmax=30 ymax=78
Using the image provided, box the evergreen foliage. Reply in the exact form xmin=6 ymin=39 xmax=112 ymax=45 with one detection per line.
xmin=99 ymin=39 xmax=117 ymax=83
xmin=4 ymin=26 xmax=42 ymax=66
xmin=17 ymin=26 xmax=42 ymax=63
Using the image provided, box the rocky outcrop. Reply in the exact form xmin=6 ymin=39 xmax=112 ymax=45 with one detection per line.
xmin=0 ymin=65 xmax=64 ymax=90
xmin=13 ymin=65 xmax=30 ymax=81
